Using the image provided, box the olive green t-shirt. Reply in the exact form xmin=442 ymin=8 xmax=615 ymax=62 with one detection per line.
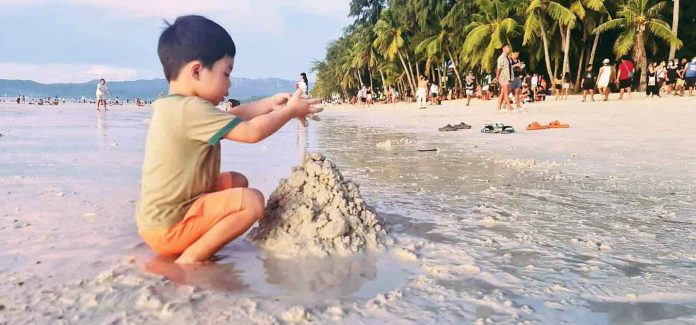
xmin=136 ymin=95 xmax=241 ymax=230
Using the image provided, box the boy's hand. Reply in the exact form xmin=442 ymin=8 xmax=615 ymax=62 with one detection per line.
xmin=287 ymin=89 xmax=323 ymax=127
xmin=268 ymin=92 xmax=292 ymax=110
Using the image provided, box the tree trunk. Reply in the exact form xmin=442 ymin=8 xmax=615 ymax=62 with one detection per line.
xmin=438 ymin=61 xmax=444 ymax=95
xmin=368 ymin=68 xmax=374 ymax=91
xmin=562 ymin=24 xmax=571 ymax=79
xmin=575 ymin=43 xmax=586 ymax=91
xmin=669 ymin=0 xmax=680 ymax=60
xmin=397 ymin=51 xmax=415 ymax=94
xmin=379 ymin=69 xmax=386 ymax=88
xmin=634 ymin=30 xmax=647 ymax=91
xmin=589 ymin=16 xmax=604 ymax=65
xmin=537 ymin=11 xmax=555 ymax=84
xmin=446 ymin=46 xmax=463 ymax=95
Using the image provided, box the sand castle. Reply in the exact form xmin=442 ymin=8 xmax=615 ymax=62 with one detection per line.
xmin=248 ymin=153 xmax=392 ymax=257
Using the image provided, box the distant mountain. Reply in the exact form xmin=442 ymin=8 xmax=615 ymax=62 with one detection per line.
xmin=0 ymin=78 xmax=298 ymax=101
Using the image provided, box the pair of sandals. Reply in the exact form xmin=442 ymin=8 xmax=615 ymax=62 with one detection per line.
xmin=481 ymin=122 xmax=515 ymax=134
xmin=439 ymin=122 xmax=472 ymax=132
xmin=526 ymin=120 xmax=570 ymax=130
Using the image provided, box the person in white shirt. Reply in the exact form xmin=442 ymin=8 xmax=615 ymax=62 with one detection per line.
xmin=429 ymin=83 xmax=439 ymax=106
xmin=297 ymin=73 xmax=309 ymax=98
xmin=95 ymin=79 xmax=111 ymax=111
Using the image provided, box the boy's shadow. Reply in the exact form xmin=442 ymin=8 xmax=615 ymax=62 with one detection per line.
xmin=144 ymin=255 xmax=248 ymax=292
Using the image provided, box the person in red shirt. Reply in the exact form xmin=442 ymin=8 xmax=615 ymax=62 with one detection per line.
xmin=616 ymin=57 xmax=635 ymax=100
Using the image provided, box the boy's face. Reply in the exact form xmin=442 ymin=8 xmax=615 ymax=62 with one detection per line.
xmin=195 ymin=56 xmax=234 ymax=105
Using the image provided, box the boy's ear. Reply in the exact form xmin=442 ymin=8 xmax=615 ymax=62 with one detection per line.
xmin=190 ymin=61 xmax=203 ymax=81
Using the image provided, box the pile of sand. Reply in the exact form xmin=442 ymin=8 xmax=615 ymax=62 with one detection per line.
xmin=248 ymin=153 xmax=392 ymax=257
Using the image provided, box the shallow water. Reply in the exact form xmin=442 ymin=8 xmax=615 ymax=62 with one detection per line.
xmin=1 ymin=104 xmax=695 ymax=323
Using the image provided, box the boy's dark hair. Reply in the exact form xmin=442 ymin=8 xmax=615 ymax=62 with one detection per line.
xmin=158 ymin=15 xmax=236 ymax=81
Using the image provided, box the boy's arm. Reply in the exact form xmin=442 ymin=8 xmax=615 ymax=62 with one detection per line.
xmin=224 ymin=90 xmax=322 ymax=143
xmin=228 ymin=93 xmax=291 ymax=120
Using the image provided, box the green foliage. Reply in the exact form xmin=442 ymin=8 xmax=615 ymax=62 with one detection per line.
xmin=311 ymin=0 xmax=688 ymax=99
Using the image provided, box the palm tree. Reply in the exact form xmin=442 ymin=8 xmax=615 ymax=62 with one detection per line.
xmin=669 ymin=0 xmax=679 ymax=59
xmin=417 ymin=27 xmax=463 ymax=94
xmin=373 ymin=9 xmax=416 ymax=94
xmin=461 ymin=0 xmax=520 ymax=72
xmin=524 ymin=0 xmax=577 ymax=83
xmin=594 ymin=0 xmax=683 ymax=88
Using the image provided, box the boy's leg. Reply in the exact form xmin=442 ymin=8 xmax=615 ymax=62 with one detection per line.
xmin=176 ymin=188 xmax=265 ymax=264
xmin=217 ymin=171 xmax=249 ymax=190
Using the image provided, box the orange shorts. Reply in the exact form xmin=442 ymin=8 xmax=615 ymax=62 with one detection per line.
xmin=139 ymin=172 xmax=245 ymax=256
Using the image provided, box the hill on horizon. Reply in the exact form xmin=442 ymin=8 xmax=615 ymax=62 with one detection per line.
xmin=0 ymin=77 xmax=298 ymax=101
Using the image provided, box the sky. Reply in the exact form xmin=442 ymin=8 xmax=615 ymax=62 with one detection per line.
xmin=0 ymin=0 xmax=351 ymax=83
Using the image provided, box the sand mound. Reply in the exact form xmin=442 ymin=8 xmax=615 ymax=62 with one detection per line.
xmin=248 ymin=152 xmax=391 ymax=257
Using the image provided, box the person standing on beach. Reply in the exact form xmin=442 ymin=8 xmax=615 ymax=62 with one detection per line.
xmin=596 ymin=59 xmax=613 ymax=101
xmin=416 ymin=75 xmax=427 ymax=109
xmin=581 ymin=64 xmax=596 ymax=102
xmin=429 ymin=82 xmax=439 ymax=106
xmin=646 ymin=62 xmax=659 ymax=98
xmin=616 ymin=58 xmax=634 ymax=100
xmin=494 ymin=44 xmax=513 ymax=112
xmin=96 ymin=79 xmax=111 ymax=110
xmin=297 ymin=72 xmax=309 ymax=98
xmin=666 ymin=60 xmax=678 ymax=95
xmin=685 ymin=57 xmax=696 ymax=96
xmin=509 ymin=51 xmax=523 ymax=110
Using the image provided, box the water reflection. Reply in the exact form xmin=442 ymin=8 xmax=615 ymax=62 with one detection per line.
xmin=262 ymin=254 xmax=378 ymax=302
xmin=96 ymin=110 xmax=107 ymax=142
xmin=144 ymin=255 xmax=248 ymax=292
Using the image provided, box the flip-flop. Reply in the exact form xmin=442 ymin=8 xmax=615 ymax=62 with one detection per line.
xmin=438 ymin=124 xmax=458 ymax=132
xmin=481 ymin=123 xmax=498 ymax=133
xmin=501 ymin=125 xmax=515 ymax=134
xmin=548 ymin=120 xmax=570 ymax=128
xmin=454 ymin=122 xmax=472 ymax=130
xmin=526 ymin=121 xmax=549 ymax=130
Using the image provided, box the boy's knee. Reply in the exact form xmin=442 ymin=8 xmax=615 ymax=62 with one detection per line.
xmin=243 ymin=188 xmax=265 ymax=220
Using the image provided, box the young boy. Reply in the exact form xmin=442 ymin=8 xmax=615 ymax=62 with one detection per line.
xmin=136 ymin=15 xmax=322 ymax=264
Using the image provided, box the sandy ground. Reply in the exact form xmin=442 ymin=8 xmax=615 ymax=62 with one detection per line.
xmin=1 ymin=95 xmax=695 ymax=324
xmin=328 ymin=94 xmax=696 ymax=181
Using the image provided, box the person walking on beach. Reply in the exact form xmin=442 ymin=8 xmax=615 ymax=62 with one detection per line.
xmin=562 ymin=72 xmax=571 ymax=100
xmin=616 ymin=57 xmax=634 ymax=100
xmin=96 ymin=79 xmax=111 ymax=111
xmin=596 ymin=59 xmax=613 ymax=101
xmin=581 ymin=64 xmax=596 ymax=102
xmin=494 ymin=44 xmax=513 ymax=112
xmin=465 ymin=73 xmax=476 ymax=106
xmin=417 ymin=75 xmax=427 ymax=109
xmin=553 ymin=74 xmax=563 ymax=100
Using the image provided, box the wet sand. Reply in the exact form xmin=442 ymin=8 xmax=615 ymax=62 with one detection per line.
xmin=1 ymin=96 xmax=695 ymax=323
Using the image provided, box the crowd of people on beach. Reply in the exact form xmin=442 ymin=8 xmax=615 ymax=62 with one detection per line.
xmin=340 ymin=48 xmax=696 ymax=111
xmin=7 ymin=79 xmax=154 ymax=109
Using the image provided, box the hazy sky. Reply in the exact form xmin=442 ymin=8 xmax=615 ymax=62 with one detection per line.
xmin=0 ymin=0 xmax=351 ymax=83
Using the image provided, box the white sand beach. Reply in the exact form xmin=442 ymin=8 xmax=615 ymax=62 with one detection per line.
xmin=1 ymin=96 xmax=695 ymax=323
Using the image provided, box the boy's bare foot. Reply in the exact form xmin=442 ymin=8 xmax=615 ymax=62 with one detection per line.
xmin=175 ymin=255 xmax=210 ymax=264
